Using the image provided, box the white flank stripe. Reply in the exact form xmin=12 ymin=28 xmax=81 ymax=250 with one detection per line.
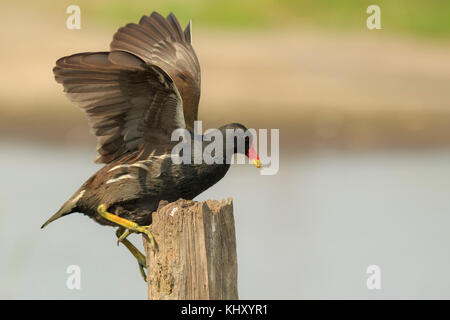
xmin=71 ymin=190 xmax=86 ymax=204
xmin=106 ymin=174 xmax=136 ymax=185
xmin=150 ymin=154 xmax=172 ymax=161
xmin=108 ymin=164 xmax=131 ymax=172
xmin=107 ymin=154 xmax=171 ymax=174
xmin=130 ymin=163 xmax=149 ymax=171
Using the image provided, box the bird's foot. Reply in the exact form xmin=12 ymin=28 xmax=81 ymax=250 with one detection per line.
xmin=97 ymin=204 xmax=157 ymax=250
xmin=116 ymin=228 xmax=132 ymax=246
xmin=115 ymin=228 xmax=147 ymax=281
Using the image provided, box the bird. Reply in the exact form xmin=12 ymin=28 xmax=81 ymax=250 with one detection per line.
xmin=41 ymin=11 xmax=261 ymax=279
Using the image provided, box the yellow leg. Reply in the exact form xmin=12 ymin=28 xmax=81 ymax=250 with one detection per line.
xmin=116 ymin=229 xmax=131 ymax=246
xmin=97 ymin=204 xmax=156 ymax=250
xmin=115 ymin=228 xmax=147 ymax=281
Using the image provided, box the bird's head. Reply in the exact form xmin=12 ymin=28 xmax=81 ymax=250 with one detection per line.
xmin=219 ymin=123 xmax=261 ymax=168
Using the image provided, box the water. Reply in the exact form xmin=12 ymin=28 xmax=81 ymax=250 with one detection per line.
xmin=1 ymin=141 xmax=450 ymax=299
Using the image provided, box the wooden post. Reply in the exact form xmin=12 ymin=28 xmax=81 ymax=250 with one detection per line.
xmin=143 ymin=198 xmax=238 ymax=300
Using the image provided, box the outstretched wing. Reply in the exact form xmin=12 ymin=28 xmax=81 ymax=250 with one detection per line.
xmin=53 ymin=12 xmax=201 ymax=164
xmin=110 ymin=12 xmax=201 ymax=131
xmin=54 ymin=51 xmax=185 ymax=163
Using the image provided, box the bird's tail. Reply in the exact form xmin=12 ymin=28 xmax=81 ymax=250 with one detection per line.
xmin=41 ymin=197 xmax=79 ymax=229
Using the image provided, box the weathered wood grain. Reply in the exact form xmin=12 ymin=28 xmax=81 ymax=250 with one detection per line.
xmin=143 ymin=198 xmax=238 ymax=300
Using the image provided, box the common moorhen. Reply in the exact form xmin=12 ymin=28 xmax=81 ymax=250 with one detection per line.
xmin=42 ymin=12 xmax=261 ymax=279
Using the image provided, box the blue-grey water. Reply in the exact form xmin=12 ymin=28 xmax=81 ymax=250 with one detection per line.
xmin=1 ymin=141 xmax=450 ymax=299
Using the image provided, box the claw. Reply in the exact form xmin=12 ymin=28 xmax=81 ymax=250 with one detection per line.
xmin=97 ymin=203 xmax=157 ymax=251
xmin=115 ymin=227 xmax=147 ymax=282
xmin=98 ymin=204 xmax=156 ymax=282
xmin=136 ymin=225 xmax=157 ymax=251
xmin=116 ymin=229 xmax=131 ymax=246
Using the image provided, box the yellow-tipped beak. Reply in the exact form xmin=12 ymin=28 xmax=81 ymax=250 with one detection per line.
xmin=251 ymin=158 xmax=262 ymax=168
xmin=248 ymin=142 xmax=261 ymax=168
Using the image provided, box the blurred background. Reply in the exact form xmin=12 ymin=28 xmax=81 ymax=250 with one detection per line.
xmin=1 ymin=0 xmax=450 ymax=299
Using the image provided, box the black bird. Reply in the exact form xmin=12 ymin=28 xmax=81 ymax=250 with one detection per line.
xmin=42 ymin=12 xmax=261 ymax=278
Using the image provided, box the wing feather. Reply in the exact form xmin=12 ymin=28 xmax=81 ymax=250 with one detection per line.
xmin=54 ymin=12 xmax=199 ymax=163
xmin=54 ymin=51 xmax=185 ymax=163
xmin=110 ymin=12 xmax=201 ymax=131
